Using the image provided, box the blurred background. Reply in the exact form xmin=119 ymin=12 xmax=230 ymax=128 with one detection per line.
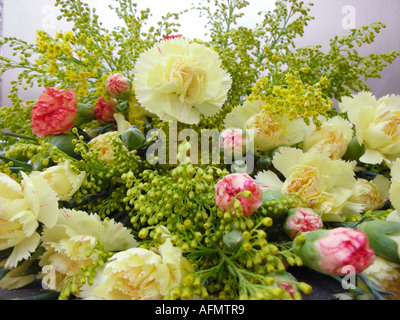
xmin=0 ymin=0 xmax=399 ymax=107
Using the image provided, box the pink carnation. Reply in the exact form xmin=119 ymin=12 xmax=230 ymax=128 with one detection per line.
xmin=31 ymin=88 xmax=77 ymax=138
xmin=105 ymin=73 xmax=132 ymax=99
xmin=95 ymin=97 xmax=117 ymax=123
xmin=284 ymin=208 xmax=323 ymax=239
xmin=220 ymin=128 xmax=246 ymax=158
xmin=318 ymin=228 xmax=376 ymax=275
xmin=215 ymin=173 xmax=263 ymax=216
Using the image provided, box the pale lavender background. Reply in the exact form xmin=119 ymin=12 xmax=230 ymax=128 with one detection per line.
xmin=0 ymin=0 xmax=399 ymax=107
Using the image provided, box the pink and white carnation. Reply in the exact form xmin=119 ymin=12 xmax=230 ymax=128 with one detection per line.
xmin=215 ymin=173 xmax=263 ymax=216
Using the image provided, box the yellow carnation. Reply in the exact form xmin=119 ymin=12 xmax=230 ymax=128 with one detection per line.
xmin=303 ymin=116 xmax=353 ymax=159
xmin=39 ymin=209 xmax=138 ymax=294
xmin=389 ymin=158 xmax=400 ymax=211
xmin=339 ymin=92 xmax=400 ymax=165
xmin=347 ymin=176 xmax=389 ymax=212
xmin=224 ymin=99 xmax=305 ymax=154
xmin=134 ymin=37 xmax=232 ymax=124
xmin=81 ymin=238 xmax=191 ymax=300
xmin=361 ymin=256 xmax=400 ymax=300
xmin=40 ymin=235 xmax=99 ymax=293
xmin=0 ymin=172 xmax=58 ymax=269
xmin=255 ymin=148 xmax=358 ymax=221
xmin=88 ymin=131 xmax=121 ymax=164
xmin=42 ymin=160 xmax=86 ymax=201
xmin=87 ymin=113 xmax=131 ymax=164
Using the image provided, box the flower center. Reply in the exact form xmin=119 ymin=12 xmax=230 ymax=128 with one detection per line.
xmin=382 ymin=118 xmax=400 ymax=137
xmin=283 ymin=166 xmax=321 ymax=198
xmin=167 ymin=56 xmax=206 ymax=102
xmin=246 ymin=113 xmax=282 ymax=138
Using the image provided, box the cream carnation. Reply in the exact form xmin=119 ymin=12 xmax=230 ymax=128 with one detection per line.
xmin=88 ymin=131 xmax=121 ymax=164
xmin=39 ymin=208 xmax=138 ymax=294
xmin=40 ymin=235 xmax=99 ymax=292
xmin=303 ymin=116 xmax=353 ymax=159
xmin=42 ymin=161 xmax=86 ymax=201
xmin=0 ymin=172 xmax=58 ymax=268
xmin=361 ymin=256 xmax=400 ymax=300
xmin=347 ymin=176 xmax=389 ymax=213
xmin=87 ymin=113 xmax=131 ymax=164
xmin=339 ymin=92 xmax=400 ymax=165
xmin=81 ymin=238 xmax=190 ymax=300
xmin=134 ymin=37 xmax=232 ymax=124
xmin=224 ymin=99 xmax=305 ymax=154
xmin=255 ymin=148 xmax=358 ymax=221
xmin=389 ymin=158 xmax=400 ymax=211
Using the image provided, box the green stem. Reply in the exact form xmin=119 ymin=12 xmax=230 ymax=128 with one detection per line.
xmin=0 ymin=130 xmax=38 ymax=142
xmin=0 ymin=154 xmax=33 ymax=169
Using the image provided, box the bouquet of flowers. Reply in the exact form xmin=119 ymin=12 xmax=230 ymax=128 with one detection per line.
xmin=1 ymin=0 xmax=400 ymax=300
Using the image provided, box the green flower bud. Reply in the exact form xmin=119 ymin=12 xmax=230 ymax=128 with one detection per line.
xmin=256 ymin=155 xmax=272 ymax=170
xmin=73 ymin=103 xmax=95 ymax=126
xmin=358 ymin=219 xmax=400 ymax=263
xmin=49 ymin=134 xmax=76 ymax=156
xmin=120 ymin=125 xmax=145 ymax=150
xmin=223 ymin=228 xmax=244 ymax=251
xmin=343 ymin=136 xmax=366 ymax=161
xmin=231 ymin=159 xmax=248 ymax=173
xmin=262 ymin=189 xmax=282 ymax=202
xmin=32 ymin=152 xmax=55 ymax=171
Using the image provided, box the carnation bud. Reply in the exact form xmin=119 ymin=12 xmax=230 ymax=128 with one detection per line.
xmin=292 ymin=228 xmax=376 ymax=276
xmin=215 ymin=173 xmax=263 ymax=216
xmin=262 ymin=189 xmax=283 ymax=202
xmin=283 ymin=208 xmax=323 ymax=240
xmin=49 ymin=133 xmax=77 ymax=156
xmin=95 ymin=97 xmax=117 ymax=123
xmin=73 ymin=103 xmax=95 ymax=126
xmin=357 ymin=219 xmax=400 ymax=264
xmin=105 ymin=73 xmax=132 ymax=100
xmin=343 ymin=136 xmax=366 ymax=161
xmin=231 ymin=160 xmax=248 ymax=173
xmin=120 ymin=125 xmax=145 ymax=150
xmin=223 ymin=228 xmax=244 ymax=251
xmin=256 ymin=155 xmax=272 ymax=170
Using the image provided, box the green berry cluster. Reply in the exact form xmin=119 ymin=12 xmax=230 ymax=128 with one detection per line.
xmin=58 ymin=242 xmax=114 ymax=300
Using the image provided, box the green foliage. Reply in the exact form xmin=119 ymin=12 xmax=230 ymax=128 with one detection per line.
xmin=0 ymin=0 xmax=398 ymax=301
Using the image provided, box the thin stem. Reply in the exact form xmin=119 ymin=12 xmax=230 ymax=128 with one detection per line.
xmin=0 ymin=130 xmax=38 ymax=142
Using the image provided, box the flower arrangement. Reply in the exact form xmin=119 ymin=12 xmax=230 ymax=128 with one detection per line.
xmin=0 ymin=0 xmax=400 ymax=301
